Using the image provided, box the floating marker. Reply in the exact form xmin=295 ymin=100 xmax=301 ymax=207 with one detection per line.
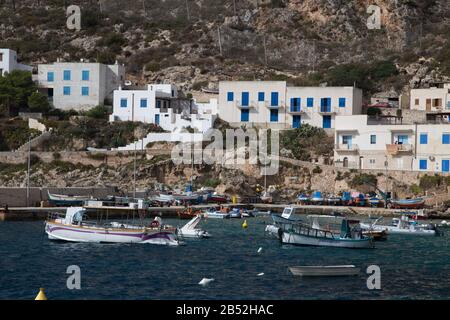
xmin=198 ymin=278 xmax=214 ymax=286
xmin=257 ymin=247 xmax=263 ymax=253
xmin=242 ymin=220 xmax=248 ymax=229
xmin=257 ymin=273 xmax=264 ymax=276
xmin=35 ymin=288 xmax=47 ymax=300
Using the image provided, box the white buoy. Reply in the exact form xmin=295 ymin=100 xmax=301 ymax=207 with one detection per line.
xmin=257 ymin=247 xmax=263 ymax=253
xmin=257 ymin=272 xmax=264 ymax=276
xmin=198 ymin=278 xmax=214 ymax=286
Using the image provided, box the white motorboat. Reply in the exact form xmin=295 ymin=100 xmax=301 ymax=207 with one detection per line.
xmin=360 ymin=215 xmax=438 ymax=236
xmin=203 ymin=208 xmax=230 ymax=219
xmin=289 ymin=265 xmax=360 ymax=277
xmin=45 ymin=207 xmax=180 ymax=245
xmin=178 ymin=214 xmax=211 ymax=239
xmin=266 ymin=207 xmax=373 ymax=249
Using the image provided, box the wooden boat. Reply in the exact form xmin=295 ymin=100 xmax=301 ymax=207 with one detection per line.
xmin=368 ymin=196 xmax=382 ymax=207
xmin=289 ymin=265 xmax=360 ymax=277
xmin=47 ymin=191 xmax=91 ymax=206
xmin=389 ymin=198 xmax=425 ymax=209
xmin=326 ymin=195 xmax=342 ymax=205
xmin=310 ymin=191 xmax=324 ymax=205
xmin=177 ymin=207 xmax=202 ymax=219
xmin=297 ymin=193 xmax=310 ymax=204
xmin=208 ymin=194 xmax=228 ymax=204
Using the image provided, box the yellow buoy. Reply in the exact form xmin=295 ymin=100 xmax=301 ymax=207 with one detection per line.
xmin=35 ymin=288 xmax=47 ymax=300
xmin=242 ymin=220 xmax=248 ymax=229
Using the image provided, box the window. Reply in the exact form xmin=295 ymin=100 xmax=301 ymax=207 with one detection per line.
xmin=242 ymin=92 xmax=249 ymax=106
xmin=415 ymin=99 xmax=419 ymax=105
xmin=419 ymin=159 xmax=428 ymax=170
xmin=120 ymin=98 xmax=127 ymax=108
xmin=81 ymin=87 xmax=89 ymax=96
xmin=397 ymin=135 xmax=409 ymax=144
xmin=270 ymin=109 xmax=278 ymax=122
xmin=443 ymin=134 xmax=450 ymax=144
xmin=271 ymin=92 xmax=279 ymax=107
xmin=227 ymin=92 xmax=234 ymax=102
xmin=290 ymin=98 xmax=301 ymax=112
xmin=370 ymin=135 xmax=376 ymax=144
xmin=171 ymin=90 xmax=174 ymax=97
xmin=140 ymin=99 xmax=148 ymax=108
xmin=342 ymin=135 xmax=352 ymax=145
xmin=63 ymin=70 xmax=71 ymax=81
xmin=0 ymin=53 xmax=3 ymax=61
xmin=258 ymin=92 xmax=265 ymax=102
xmin=420 ymin=133 xmax=428 ymax=145
xmin=320 ymin=98 xmax=331 ymax=112
xmin=63 ymin=86 xmax=71 ymax=95
xmin=82 ymin=70 xmax=90 ymax=81
xmin=339 ymin=98 xmax=346 ymax=108
xmin=307 ymin=98 xmax=314 ymax=107
xmin=47 ymin=72 xmax=54 ymax=82
xmin=369 ymin=159 xmax=376 ymax=165
xmin=156 ymin=100 xmax=161 ymax=108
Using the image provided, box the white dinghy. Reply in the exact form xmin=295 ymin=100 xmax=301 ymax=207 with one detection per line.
xmin=289 ymin=265 xmax=361 ymax=277
xmin=178 ymin=214 xmax=211 ymax=239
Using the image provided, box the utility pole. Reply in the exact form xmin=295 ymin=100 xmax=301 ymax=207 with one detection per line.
xmin=233 ymin=0 xmax=237 ymax=16
xmin=132 ymin=93 xmax=137 ymax=199
xmin=217 ymin=26 xmax=223 ymax=56
xmin=263 ymin=34 xmax=268 ymax=66
xmin=26 ymin=135 xmax=31 ymax=207
xmin=185 ymin=0 xmax=190 ymax=20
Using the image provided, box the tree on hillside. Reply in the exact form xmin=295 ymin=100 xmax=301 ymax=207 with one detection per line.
xmin=0 ymin=70 xmax=36 ymax=114
xmin=28 ymin=92 xmax=50 ymax=113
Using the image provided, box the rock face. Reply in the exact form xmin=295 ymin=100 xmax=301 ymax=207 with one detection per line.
xmin=2 ymin=0 xmax=449 ymax=95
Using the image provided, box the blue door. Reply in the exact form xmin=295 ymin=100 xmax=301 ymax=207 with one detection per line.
xmin=271 ymin=92 xmax=279 ymax=106
xmin=323 ymin=115 xmax=331 ymax=129
xmin=443 ymin=160 xmax=450 ymax=173
xmin=155 ymin=114 xmax=160 ymax=125
xmin=241 ymin=109 xmax=249 ymax=122
xmin=270 ymin=109 xmax=278 ymax=122
xmin=292 ymin=115 xmax=301 ymax=128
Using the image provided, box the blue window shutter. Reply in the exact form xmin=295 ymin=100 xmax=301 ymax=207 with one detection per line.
xmin=120 ymin=98 xmax=127 ymax=108
xmin=307 ymin=98 xmax=313 ymax=107
xmin=271 ymin=92 xmax=278 ymax=106
xmin=81 ymin=87 xmax=89 ymax=96
xmin=242 ymin=92 xmax=249 ymax=106
xmin=47 ymin=72 xmax=54 ymax=82
xmin=419 ymin=159 xmax=427 ymax=170
xmin=270 ymin=109 xmax=278 ymax=122
xmin=227 ymin=92 xmax=234 ymax=102
xmin=443 ymin=134 xmax=450 ymax=144
xmin=82 ymin=70 xmax=89 ymax=81
xmin=140 ymin=99 xmax=147 ymax=108
xmin=443 ymin=160 xmax=450 ymax=172
xmin=258 ymin=92 xmax=265 ymax=101
xmin=63 ymin=86 xmax=71 ymax=95
xmin=420 ymin=134 xmax=428 ymax=144
xmin=241 ymin=109 xmax=249 ymax=122
xmin=370 ymin=135 xmax=376 ymax=144
xmin=339 ymin=98 xmax=346 ymax=107
xmin=63 ymin=70 xmax=71 ymax=81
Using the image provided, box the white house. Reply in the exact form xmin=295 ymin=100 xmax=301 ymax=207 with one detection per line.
xmin=218 ymin=81 xmax=362 ymax=130
xmin=37 ymin=60 xmax=125 ymax=110
xmin=334 ymin=114 xmax=450 ymax=173
xmin=110 ymin=84 xmax=217 ymax=133
xmin=0 ymin=48 xmax=32 ymax=76
xmin=410 ymin=83 xmax=450 ymax=111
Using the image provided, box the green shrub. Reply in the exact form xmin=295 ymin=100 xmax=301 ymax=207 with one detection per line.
xmin=312 ymin=166 xmax=322 ymax=174
xmin=349 ymin=173 xmax=377 ymax=188
xmin=84 ymin=105 xmax=110 ymax=119
xmin=409 ymin=184 xmax=423 ymax=195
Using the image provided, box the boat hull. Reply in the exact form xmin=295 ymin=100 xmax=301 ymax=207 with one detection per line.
xmin=289 ymin=266 xmax=360 ymax=277
xmin=360 ymin=223 xmax=436 ymax=236
xmin=280 ymin=230 xmax=373 ymax=248
xmin=45 ymin=221 xmax=179 ymax=245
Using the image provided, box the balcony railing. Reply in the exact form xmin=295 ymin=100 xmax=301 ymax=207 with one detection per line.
xmin=335 ymin=144 xmax=359 ymax=152
xmin=235 ymin=100 xmax=256 ymax=109
xmin=318 ymin=107 xmax=337 ymax=114
xmin=288 ymin=106 xmax=305 ymax=114
xmin=386 ymin=144 xmax=413 ymax=155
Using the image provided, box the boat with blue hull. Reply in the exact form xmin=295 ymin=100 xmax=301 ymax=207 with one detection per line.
xmin=266 ymin=207 xmax=373 ymax=249
xmin=47 ymin=191 xmax=92 ymax=206
xmin=389 ymin=198 xmax=425 ymax=209
xmin=310 ymin=191 xmax=324 ymax=205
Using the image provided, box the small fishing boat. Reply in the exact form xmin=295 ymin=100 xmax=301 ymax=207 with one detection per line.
xmin=368 ymin=196 xmax=382 ymax=208
xmin=266 ymin=207 xmax=373 ymax=249
xmin=360 ymin=215 xmax=438 ymax=236
xmin=208 ymin=194 xmax=229 ymax=204
xmin=260 ymin=191 xmax=273 ymax=204
xmin=354 ymin=193 xmax=367 ymax=207
xmin=47 ymin=191 xmax=92 ymax=206
xmin=178 ymin=215 xmax=211 ymax=239
xmin=203 ymin=207 xmax=231 ymax=219
xmin=289 ymin=265 xmax=360 ymax=277
xmin=177 ymin=207 xmax=202 ymax=219
xmin=297 ymin=193 xmax=310 ymax=204
xmin=341 ymin=192 xmax=352 ymax=206
xmin=389 ymin=198 xmax=425 ymax=209
xmin=326 ymin=195 xmax=342 ymax=206
xmin=45 ymin=207 xmax=180 ymax=245
xmin=310 ymin=191 xmax=324 ymax=205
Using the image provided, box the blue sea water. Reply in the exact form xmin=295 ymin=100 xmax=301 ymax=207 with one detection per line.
xmin=1 ymin=217 xmax=450 ymax=300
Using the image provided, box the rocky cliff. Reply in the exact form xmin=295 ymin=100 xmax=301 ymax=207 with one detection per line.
xmin=1 ymin=0 xmax=449 ymax=97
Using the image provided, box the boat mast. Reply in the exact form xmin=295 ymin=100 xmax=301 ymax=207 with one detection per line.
xmin=26 ymin=134 xmax=31 ymax=207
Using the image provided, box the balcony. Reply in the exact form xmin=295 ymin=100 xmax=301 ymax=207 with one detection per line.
xmin=386 ymin=144 xmax=413 ymax=155
xmin=235 ymin=100 xmax=256 ymax=109
xmin=318 ymin=107 xmax=337 ymax=114
xmin=263 ymin=101 xmax=284 ymax=109
xmin=335 ymin=144 xmax=359 ymax=153
xmin=288 ymin=106 xmax=305 ymax=114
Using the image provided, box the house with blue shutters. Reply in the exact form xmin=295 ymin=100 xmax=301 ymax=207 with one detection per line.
xmin=334 ymin=114 xmax=450 ymax=173
xmin=110 ymin=84 xmax=217 ymax=133
xmin=37 ymin=59 xmax=125 ymax=110
xmin=218 ymin=81 xmax=362 ymax=130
